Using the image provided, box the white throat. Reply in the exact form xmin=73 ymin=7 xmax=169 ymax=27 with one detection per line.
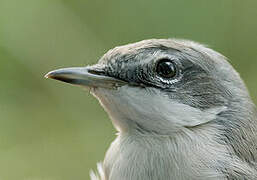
xmin=90 ymin=86 xmax=229 ymax=180
xmin=92 ymin=85 xmax=225 ymax=134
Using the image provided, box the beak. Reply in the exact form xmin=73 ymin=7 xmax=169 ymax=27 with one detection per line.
xmin=45 ymin=66 xmax=127 ymax=89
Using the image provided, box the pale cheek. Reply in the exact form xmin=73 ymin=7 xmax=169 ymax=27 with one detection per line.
xmin=92 ymin=87 xmax=180 ymax=133
xmin=91 ymin=86 xmax=225 ymax=133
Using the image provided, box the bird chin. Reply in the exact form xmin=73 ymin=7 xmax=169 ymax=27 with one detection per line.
xmin=89 ymin=86 xmax=130 ymax=132
xmin=89 ymin=85 xmax=227 ymax=135
xmin=88 ymin=86 xmax=182 ymax=134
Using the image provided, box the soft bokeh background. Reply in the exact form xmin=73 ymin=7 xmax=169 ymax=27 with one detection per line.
xmin=0 ymin=0 xmax=256 ymax=179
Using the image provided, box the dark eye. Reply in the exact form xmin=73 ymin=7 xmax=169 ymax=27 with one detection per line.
xmin=156 ymin=59 xmax=177 ymax=78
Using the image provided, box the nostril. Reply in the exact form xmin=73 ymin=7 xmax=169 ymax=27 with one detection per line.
xmin=88 ymin=68 xmax=106 ymax=76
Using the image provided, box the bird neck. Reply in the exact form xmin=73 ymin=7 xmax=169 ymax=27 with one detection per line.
xmin=104 ymin=124 xmax=228 ymax=180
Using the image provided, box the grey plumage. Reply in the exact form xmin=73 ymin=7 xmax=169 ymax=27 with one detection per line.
xmin=46 ymin=39 xmax=257 ymax=180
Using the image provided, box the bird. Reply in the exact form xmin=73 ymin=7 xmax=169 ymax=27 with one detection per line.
xmin=45 ymin=39 xmax=257 ymax=180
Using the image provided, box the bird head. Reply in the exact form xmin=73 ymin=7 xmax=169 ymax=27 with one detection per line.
xmin=45 ymin=39 xmax=252 ymax=135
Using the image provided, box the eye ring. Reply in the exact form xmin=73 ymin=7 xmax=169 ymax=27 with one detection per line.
xmin=155 ymin=59 xmax=177 ymax=79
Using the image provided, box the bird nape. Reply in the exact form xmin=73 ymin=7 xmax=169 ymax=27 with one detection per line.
xmin=45 ymin=39 xmax=257 ymax=180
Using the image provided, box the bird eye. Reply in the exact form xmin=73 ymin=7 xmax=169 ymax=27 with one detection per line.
xmin=156 ymin=59 xmax=177 ymax=78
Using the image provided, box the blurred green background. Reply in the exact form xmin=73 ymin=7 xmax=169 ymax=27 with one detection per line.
xmin=0 ymin=0 xmax=256 ymax=179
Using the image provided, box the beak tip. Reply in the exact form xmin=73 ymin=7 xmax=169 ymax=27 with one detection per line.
xmin=44 ymin=74 xmax=49 ymax=79
xmin=44 ymin=71 xmax=54 ymax=79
